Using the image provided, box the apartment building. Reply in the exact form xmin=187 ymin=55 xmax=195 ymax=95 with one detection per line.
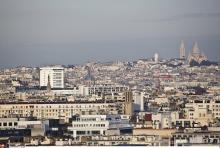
xmin=0 ymin=118 xmax=47 ymax=129
xmin=88 ymin=84 xmax=128 ymax=95
xmin=51 ymin=84 xmax=127 ymax=97
xmin=184 ymin=98 xmax=220 ymax=125
xmin=85 ymin=135 xmax=161 ymax=146
xmin=52 ymin=85 xmax=89 ymax=96
xmin=171 ymin=130 xmax=220 ymax=146
xmin=0 ymin=102 xmax=118 ymax=122
xmin=40 ymin=66 xmax=64 ymax=88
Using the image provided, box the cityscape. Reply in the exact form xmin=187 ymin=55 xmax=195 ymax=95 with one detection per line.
xmin=0 ymin=0 xmax=220 ymax=147
xmin=0 ymin=41 xmax=220 ymax=146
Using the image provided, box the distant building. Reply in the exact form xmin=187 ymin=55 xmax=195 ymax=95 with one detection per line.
xmin=179 ymin=40 xmax=186 ymax=60
xmin=40 ymin=66 xmax=64 ymax=89
xmin=84 ymin=66 xmax=95 ymax=86
xmin=154 ymin=53 xmax=159 ymax=63
xmin=88 ymin=84 xmax=128 ymax=96
xmin=188 ymin=42 xmax=207 ymax=64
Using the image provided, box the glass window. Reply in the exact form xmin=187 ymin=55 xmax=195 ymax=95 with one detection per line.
xmin=76 ymin=131 xmax=86 ymax=135
xmin=92 ymin=131 xmax=100 ymax=135
xmin=14 ymin=122 xmax=18 ymax=126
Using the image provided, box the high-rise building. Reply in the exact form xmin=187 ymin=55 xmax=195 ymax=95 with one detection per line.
xmin=179 ymin=40 xmax=186 ymax=59
xmin=133 ymin=91 xmax=144 ymax=112
xmin=154 ymin=53 xmax=159 ymax=63
xmin=40 ymin=66 xmax=64 ymax=88
xmin=124 ymin=90 xmax=133 ymax=116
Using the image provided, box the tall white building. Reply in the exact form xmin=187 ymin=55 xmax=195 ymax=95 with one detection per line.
xmin=40 ymin=66 xmax=64 ymax=88
xmin=154 ymin=53 xmax=159 ymax=63
xmin=68 ymin=114 xmax=131 ymax=138
xmin=133 ymin=91 xmax=144 ymax=112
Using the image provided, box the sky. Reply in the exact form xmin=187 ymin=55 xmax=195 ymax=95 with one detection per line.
xmin=0 ymin=0 xmax=220 ymax=68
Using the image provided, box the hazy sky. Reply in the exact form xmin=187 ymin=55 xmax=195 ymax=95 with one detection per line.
xmin=0 ymin=0 xmax=220 ymax=68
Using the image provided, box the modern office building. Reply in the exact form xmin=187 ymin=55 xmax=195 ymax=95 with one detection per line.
xmin=67 ymin=114 xmax=131 ymax=138
xmin=40 ymin=66 xmax=64 ymax=89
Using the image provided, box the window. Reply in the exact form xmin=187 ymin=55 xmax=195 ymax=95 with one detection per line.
xmin=9 ymin=122 xmax=12 ymax=126
xmin=76 ymin=131 xmax=86 ymax=135
xmin=3 ymin=122 xmax=7 ymax=126
xmin=14 ymin=122 xmax=18 ymax=126
xmin=92 ymin=131 xmax=100 ymax=134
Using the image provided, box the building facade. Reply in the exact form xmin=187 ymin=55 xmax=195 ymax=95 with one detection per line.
xmin=67 ymin=114 xmax=131 ymax=138
xmin=0 ymin=102 xmax=119 ymax=122
xmin=40 ymin=66 xmax=64 ymax=88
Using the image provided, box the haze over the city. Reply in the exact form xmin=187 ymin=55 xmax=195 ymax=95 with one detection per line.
xmin=0 ymin=0 xmax=220 ymax=68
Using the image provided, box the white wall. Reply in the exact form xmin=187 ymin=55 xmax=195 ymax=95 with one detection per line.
xmin=40 ymin=67 xmax=64 ymax=88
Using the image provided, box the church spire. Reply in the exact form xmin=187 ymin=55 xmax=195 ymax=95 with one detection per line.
xmin=192 ymin=41 xmax=200 ymax=56
xmin=47 ymin=75 xmax=51 ymax=91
